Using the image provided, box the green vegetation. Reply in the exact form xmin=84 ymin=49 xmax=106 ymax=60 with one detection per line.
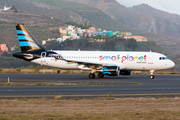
xmin=45 ymin=36 xmax=165 ymax=52
xmin=133 ymin=82 xmax=142 ymax=85
xmin=64 ymin=21 xmax=91 ymax=29
xmin=57 ymin=69 xmax=60 ymax=74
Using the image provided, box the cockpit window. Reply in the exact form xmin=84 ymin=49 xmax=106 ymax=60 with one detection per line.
xmin=159 ymin=57 xmax=168 ymax=60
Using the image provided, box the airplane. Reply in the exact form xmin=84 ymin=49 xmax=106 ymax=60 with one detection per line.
xmin=12 ymin=24 xmax=175 ymax=79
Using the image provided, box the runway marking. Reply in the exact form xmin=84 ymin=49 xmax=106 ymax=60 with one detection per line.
xmin=0 ymin=93 xmax=180 ymax=98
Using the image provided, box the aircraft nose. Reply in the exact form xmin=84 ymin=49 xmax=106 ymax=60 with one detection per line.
xmin=169 ymin=60 xmax=175 ymax=68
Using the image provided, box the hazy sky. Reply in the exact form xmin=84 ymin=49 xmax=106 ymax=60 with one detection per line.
xmin=116 ymin=0 xmax=180 ymax=15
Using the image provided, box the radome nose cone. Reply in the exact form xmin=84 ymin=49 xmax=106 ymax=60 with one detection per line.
xmin=170 ymin=60 xmax=175 ymax=68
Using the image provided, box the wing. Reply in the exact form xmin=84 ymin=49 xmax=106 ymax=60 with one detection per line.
xmin=65 ymin=59 xmax=116 ymax=67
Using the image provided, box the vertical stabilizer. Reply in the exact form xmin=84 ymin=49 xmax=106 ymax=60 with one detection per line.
xmin=16 ymin=24 xmax=44 ymax=52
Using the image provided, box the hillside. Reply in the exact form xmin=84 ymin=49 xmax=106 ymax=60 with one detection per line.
xmin=130 ymin=4 xmax=180 ymax=26
xmin=0 ymin=12 xmax=63 ymax=47
xmin=0 ymin=0 xmax=90 ymax=26
xmin=0 ymin=0 xmax=180 ymax=55
xmin=67 ymin=0 xmax=180 ymax=38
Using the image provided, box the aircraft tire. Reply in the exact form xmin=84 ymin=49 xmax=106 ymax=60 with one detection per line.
xmin=150 ymin=75 xmax=155 ymax=79
xmin=89 ymin=73 xmax=95 ymax=79
xmin=98 ymin=72 xmax=104 ymax=78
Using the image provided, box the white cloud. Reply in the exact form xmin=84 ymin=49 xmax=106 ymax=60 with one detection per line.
xmin=116 ymin=0 xmax=180 ymax=15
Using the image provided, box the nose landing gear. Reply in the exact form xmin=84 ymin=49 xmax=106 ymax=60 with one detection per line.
xmin=150 ymin=70 xmax=155 ymax=79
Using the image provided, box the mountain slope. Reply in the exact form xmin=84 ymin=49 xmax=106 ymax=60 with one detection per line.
xmin=0 ymin=0 xmax=90 ymax=26
xmin=0 ymin=12 xmax=63 ymax=47
xmin=0 ymin=0 xmax=180 ymax=55
xmin=29 ymin=0 xmax=135 ymax=31
xmin=67 ymin=0 xmax=180 ymax=38
xmin=130 ymin=4 xmax=180 ymax=26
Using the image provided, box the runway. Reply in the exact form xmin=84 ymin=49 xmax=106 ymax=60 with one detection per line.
xmin=0 ymin=74 xmax=180 ymax=98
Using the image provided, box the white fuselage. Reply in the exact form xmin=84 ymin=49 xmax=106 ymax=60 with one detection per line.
xmin=32 ymin=51 xmax=175 ymax=71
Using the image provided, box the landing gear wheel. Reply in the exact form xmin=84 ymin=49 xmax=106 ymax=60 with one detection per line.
xmin=150 ymin=70 xmax=155 ymax=79
xmin=150 ymin=75 xmax=154 ymax=79
xmin=98 ymin=72 xmax=104 ymax=78
xmin=89 ymin=73 xmax=95 ymax=79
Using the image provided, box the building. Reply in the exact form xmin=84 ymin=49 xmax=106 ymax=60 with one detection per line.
xmin=4 ymin=6 xmax=12 ymax=11
xmin=10 ymin=45 xmax=17 ymax=51
xmin=67 ymin=25 xmax=75 ymax=31
xmin=78 ymin=28 xmax=86 ymax=34
xmin=89 ymin=39 xmax=105 ymax=42
xmin=0 ymin=44 xmax=8 ymax=52
xmin=57 ymin=38 xmax=65 ymax=42
xmin=0 ymin=50 xmax=3 ymax=55
xmin=126 ymin=32 xmax=132 ymax=36
xmin=107 ymin=31 xmax=113 ymax=36
xmin=88 ymin=27 xmax=96 ymax=31
xmin=59 ymin=28 xmax=67 ymax=35
xmin=62 ymin=35 xmax=74 ymax=40
xmin=124 ymin=36 xmax=148 ymax=42
xmin=121 ymin=32 xmax=132 ymax=37
xmin=42 ymin=41 xmax=46 ymax=45
xmin=0 ymin=5 xmax=12 ymax=12
xmin=94 ymin=31 xmax=108 ymax=36
xmin=114 ymin=31 xmax=121 ymax=36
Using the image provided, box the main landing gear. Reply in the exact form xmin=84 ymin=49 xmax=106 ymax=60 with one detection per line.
xmin=89 ymin=72 xmax=104 ymax=79
xmin=98 ymin=72 xmax=104 ymax=78
xmin=150 ymin=70 xmax=155 ymax=79
xmin=89 ymin=73 xmax=95 ymax=79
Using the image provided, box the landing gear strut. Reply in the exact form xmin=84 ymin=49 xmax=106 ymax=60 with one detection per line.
xmin=150 ymin=70 xmax=155 ymax=79
xmin=98 ymin=72 xmax=104 ymax=78
xmin=89 ymin=73 xmax=95 ymax=79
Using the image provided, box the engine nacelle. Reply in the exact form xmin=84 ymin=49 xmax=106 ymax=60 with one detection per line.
xmin=120 ymin=70 xmax=132 ymax=75
xmin=102 ymin=66 xmax=120 ymax=76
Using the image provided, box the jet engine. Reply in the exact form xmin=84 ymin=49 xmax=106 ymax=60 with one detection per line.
xmin=120 ymin=70 xmax=132 ymax=75
xmin=102 ymin=66 xmax=120 ymax=76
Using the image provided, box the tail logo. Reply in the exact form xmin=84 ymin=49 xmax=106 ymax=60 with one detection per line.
xmin=16 ymin=24 xmax=42 ymax=52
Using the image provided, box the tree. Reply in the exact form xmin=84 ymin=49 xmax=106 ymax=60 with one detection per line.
xmin=125 ymin=38 xmax=137 ymax=50
xmin=102 ymin=39 xmax=116 ymax=51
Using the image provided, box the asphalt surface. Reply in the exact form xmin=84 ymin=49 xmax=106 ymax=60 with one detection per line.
xmin=0 ymin=74 xmax=180 ymax=98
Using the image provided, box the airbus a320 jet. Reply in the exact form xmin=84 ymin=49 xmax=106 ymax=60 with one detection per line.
xmin=12 ymin=24 xmax=175 ymax=79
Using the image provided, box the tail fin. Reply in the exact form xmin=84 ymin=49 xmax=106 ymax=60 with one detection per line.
xmin=16 ymin=24 xmax=44 ymax=52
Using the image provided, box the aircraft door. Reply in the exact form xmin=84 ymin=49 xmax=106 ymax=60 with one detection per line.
xmin=148 ymin=54 xmax=153 ymax=64
xmin=41 ymin=52 xmax=47 ymax=64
